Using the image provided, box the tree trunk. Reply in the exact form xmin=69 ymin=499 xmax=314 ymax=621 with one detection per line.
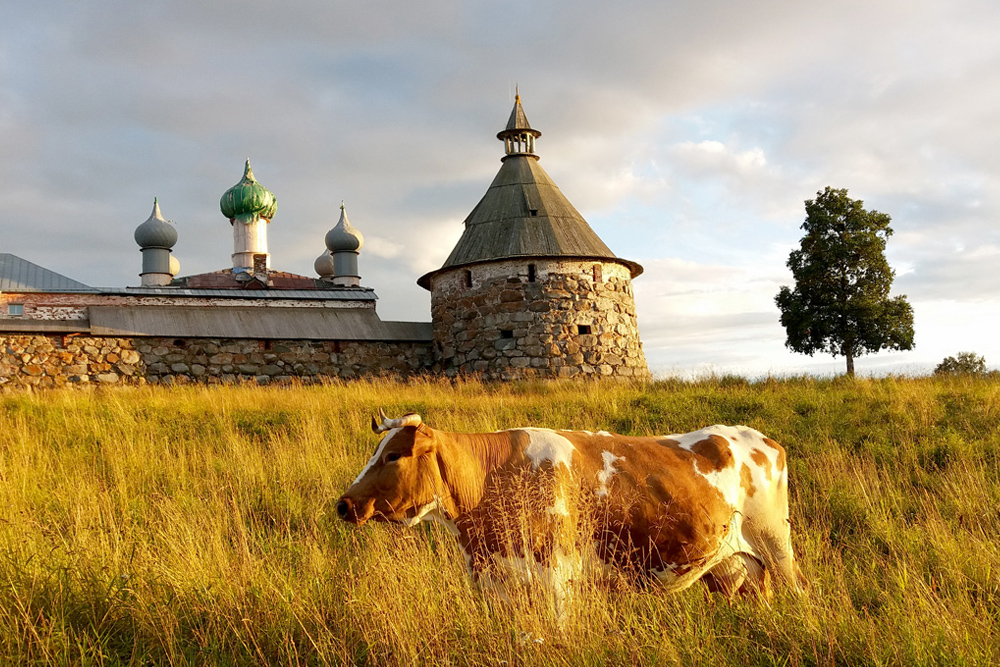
xmin=845 ymin=350 xmax=855 ymax=377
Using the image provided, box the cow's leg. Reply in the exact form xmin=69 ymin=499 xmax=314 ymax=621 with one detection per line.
xmin=702 ymin=555 xmax=746 ymax=599
xmin=703 ymin=553 xmax=772 ymax=602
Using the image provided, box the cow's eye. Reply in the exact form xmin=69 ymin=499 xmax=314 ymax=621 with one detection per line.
xmin=385 ymin=452 xmax=402 ymax=463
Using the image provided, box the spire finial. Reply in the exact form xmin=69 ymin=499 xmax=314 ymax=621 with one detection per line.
xmin=341 ymin=200 xmax=346 ymax=211
xmin=515 ymin=84 xmax=520 ymax=104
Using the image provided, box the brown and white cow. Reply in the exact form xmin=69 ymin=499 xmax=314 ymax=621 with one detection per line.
xmin=337 ymin=410 xmax=807 ymax=602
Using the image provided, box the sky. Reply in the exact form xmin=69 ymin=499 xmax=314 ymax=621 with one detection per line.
xmin=2 ymin=0 xmax=999 ymax=378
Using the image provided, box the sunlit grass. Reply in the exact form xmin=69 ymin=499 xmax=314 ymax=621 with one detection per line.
xmin=1 ymin=376 xmax=998 ymax=665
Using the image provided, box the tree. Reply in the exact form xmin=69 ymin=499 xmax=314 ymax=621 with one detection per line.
xmin=934 ymin=352 xmax=987 ymax=376
xmin=775 ymin=187 xmax=914 ymax=376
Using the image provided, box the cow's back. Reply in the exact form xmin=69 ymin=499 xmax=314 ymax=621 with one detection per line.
xmin=507 ymin=426 xmax=797 ymax=590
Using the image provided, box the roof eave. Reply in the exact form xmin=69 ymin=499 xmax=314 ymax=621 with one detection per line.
xmin=417 ymin=254 xmax=643 ymax=291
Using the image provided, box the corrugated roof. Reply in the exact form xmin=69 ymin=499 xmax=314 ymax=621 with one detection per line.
xmin=417 ymin=155 xmax=642 ymax=288
xmin=0 ymin=254 xmax=97 ymax=293
xmin=89 ymin=306 xmax=432 ymax=341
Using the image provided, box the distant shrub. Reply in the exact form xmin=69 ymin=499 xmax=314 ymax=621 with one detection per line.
xmin=935 ymin=351 xmax=987 ymax=376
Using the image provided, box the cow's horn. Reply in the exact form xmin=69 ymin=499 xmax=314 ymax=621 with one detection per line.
xmin=372 ymin=408 xmax=423 ymax=433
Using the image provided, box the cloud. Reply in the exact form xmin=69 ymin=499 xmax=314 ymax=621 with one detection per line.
xmin=4 ymin=0 xmax=1000 ymax=376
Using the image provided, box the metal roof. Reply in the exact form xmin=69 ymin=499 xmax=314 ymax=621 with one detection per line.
xmin=100 ymin=286 xmax=377 ymax=301
xmin=417 ymin=155 xmax=642 ymax=288
xmin=0 ymin=319 xmax=89 ymax=334
xmin=89 ymin=306 xmax=432 ymax=341
xmin=0 ymin=254 xmax=97 ymax=293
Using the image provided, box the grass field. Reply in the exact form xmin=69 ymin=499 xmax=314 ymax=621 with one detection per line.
xmin=1 ymin=376 xmax=998 ymax=666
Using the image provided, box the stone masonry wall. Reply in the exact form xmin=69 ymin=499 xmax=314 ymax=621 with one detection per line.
xmin=0 ymin=335 xmax=433 ymax=389
xmin=430 ymin=259 xmax=650 ymax=380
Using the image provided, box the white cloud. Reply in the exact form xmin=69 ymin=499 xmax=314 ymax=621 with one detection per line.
xmin=4 ymin=0 xmax=1000 ymax=376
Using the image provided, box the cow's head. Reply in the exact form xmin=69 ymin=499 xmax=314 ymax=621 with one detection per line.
xmin=336 ymin=409 xmax=449 ymax=526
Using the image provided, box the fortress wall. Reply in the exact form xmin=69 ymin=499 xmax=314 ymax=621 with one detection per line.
xmin=0 ymin=335 xmax=433 ymax=388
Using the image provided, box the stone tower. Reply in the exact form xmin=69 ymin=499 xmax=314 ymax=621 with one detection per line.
xmin=418 ymin=95 xmax=650 ymax=380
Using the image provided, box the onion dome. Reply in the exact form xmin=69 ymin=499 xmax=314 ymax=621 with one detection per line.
xmin=168 ymin=255 xmax=180 ymax=277
xmin=220 ymin=159 xmax=277 ymax=223
xmin=325 ymin=202 xmax=364 ymax=252
xmin=314 ymin=251 xmax=335 ymax=278
xmin=134 ymin=198 xmax=178 ymax=249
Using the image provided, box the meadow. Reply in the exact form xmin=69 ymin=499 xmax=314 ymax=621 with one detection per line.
xmin=1 ymin=376 xmax=998 ymax=666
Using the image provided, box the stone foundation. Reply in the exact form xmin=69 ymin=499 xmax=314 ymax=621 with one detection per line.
xmin=429 ymin=259 xmax=649 ymax=380
xmin=0 ymin=335 xmax=433 ymax=389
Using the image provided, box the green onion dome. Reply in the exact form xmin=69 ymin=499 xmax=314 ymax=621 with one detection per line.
xmin=134 ymin=198 xmax=178 ymax=249
xmin=220 ymin=159 xmax=277 ymax=223
xmin=325 ymin=202 xmax=364 ymax=252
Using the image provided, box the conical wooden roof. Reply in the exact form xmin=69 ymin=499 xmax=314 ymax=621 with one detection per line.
xmin=499 ymin=93 xmax=540 ymax=138
xmin=418 ymin=99 xmax=642 ymax=289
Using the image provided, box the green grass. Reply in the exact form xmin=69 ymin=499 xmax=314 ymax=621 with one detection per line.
xmin=1 ymin=376 xmax=999 ymax=665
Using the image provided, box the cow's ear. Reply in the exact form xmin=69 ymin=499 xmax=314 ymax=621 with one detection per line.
xmin=412 ymin=426 xmax=436 ymax=458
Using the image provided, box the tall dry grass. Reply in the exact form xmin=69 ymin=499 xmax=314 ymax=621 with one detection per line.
xmin=0 ymin=376 xmax=998 ymax=665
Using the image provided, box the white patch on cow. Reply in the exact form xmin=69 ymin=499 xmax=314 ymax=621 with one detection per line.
xmin=480 ymin=548 xmax=580 ymax=623
xmin=596 ymin=451 xmax=623 ymax=497
xmin=667 ymin=425 xmax=747 ymax=508
xmin=351 ymin=428 xmax=400 ymax=485
xmin=404 ymin=496 xmax=459 ymax=535
xmin=578 ymin=430 xmax=614 ymax=437
xmin=522 ymin=429 xmax=576 ymax=471
xmin=547 ymin=496 xmax=570 ymax=517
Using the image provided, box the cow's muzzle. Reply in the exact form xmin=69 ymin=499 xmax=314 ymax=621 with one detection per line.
xmin=336 ymin=495 xmax=373 ymax=525
xmin=336 ymin=497 xmax=355 ymax=522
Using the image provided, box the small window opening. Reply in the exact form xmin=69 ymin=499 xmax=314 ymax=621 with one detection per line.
xmin=529 ymin=209 xmax=538 ymax=217
xmin=463 ymin=269 xmax=473 ymax=289
xmin=500 ymin=329 xmax=514 ymax=339
xmin=577 ymin=324 xmax=592 ymax=335
xmin=592 ymin=264 xmax=603 ymax=283
xmin=527 ymin=264 xmax=536 ymax=283
xmin=172 ymin=339 xmax=187 ymax=348
xmin=7 ymin=303 xmax=24 ymax=316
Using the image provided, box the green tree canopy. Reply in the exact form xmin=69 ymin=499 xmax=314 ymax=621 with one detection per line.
xmin=934 ymin=352 xmax=987 ymax=376
xmin=775 ymin=187 xmax=914 ymax=376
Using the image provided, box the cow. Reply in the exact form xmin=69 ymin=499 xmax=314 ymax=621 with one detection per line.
xmin=336 ymin=410 xmax=807 ymax=605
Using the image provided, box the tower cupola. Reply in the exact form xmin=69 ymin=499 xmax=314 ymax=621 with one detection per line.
xmin=318 ymin=202 xmax=364 ymax=286
xmin=220 ymin=159 xmax=277 ymax=274
xmin=496 ymin=92 xmax=541 ymax=160
xmin=134 ymin=198 xmax=180 ymax=286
